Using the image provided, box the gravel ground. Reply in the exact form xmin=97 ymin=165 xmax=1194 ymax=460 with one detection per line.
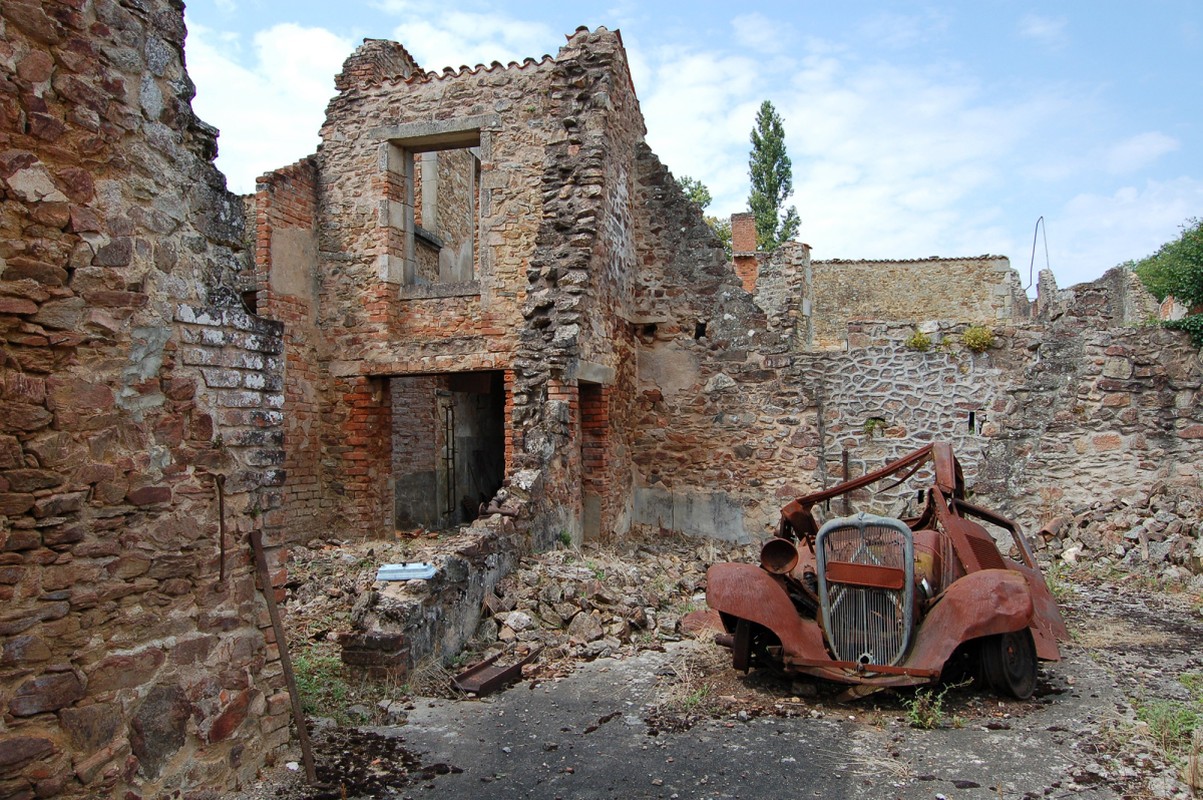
xmin=232 ymin=534 xmax=1203 ymax=800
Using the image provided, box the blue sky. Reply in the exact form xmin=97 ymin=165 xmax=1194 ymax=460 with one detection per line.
xmin=183 ymin=1 xmax=1202 ymax=289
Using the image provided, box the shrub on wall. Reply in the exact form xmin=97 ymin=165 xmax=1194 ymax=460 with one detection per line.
xmin=904 ymin=329 xmax=932 ymax=351
xmin=1131 ymin=218 xmax=1203 ymax=347
xmin=961 ymin=325 xmax=994 ymax=352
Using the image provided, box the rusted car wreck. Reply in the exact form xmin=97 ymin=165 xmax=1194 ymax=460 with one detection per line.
xmin=706 ymin=443 xmax=1068 ymax=698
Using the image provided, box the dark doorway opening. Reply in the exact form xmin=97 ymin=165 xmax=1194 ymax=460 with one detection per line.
xmin=391 ymin=371 xmax=506 ymax=531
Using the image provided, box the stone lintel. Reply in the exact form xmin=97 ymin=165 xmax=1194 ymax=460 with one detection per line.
xmin=371 ymin=114 xmax=501 ymax=150
xmin=398 ymin=281 xmax=480 ymax=300
xmin=572 ymin=360 xmax=615 ymax=386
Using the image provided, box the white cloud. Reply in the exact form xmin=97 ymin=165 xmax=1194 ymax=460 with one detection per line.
xmin=731 ymin=13 xmax=793 ymax=54
xmin=1103 ymin=131 xmax=1179 ymax=174
xmin=856 ymin=10 xmax=949 ymax=50
xmin=1018 ymin=14 xmax=1068 ymax=48
xmin=639 ymin=44 xmax=761 ymax=209
xmin=391 ymin=12 xmax=557 ymax=72
xmin=1050 ymin=178 xmax=1203 ymax=285
xmin=186 ymin=19 xmax=352 ymax=193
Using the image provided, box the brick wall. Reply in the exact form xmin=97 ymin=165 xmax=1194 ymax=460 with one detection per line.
xmin=253 ymin=158 xmax=327 ymax=543
xmin=731 ymin=212 xmax=757 ymax=293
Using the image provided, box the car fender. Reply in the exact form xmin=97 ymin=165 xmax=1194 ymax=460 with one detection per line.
xmin=905 ymin=569 xmax=1034 ymax=673
xmin=705 ymin=563 xmax=829 ymax=661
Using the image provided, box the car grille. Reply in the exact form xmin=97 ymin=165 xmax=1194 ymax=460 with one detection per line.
xmin=817 ymin=514 xmax=915 ymax=667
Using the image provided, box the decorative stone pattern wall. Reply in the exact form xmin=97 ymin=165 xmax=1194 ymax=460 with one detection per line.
xmin=805 ymin=320 xmax=1010 ymax=516
xmin=1 ymin=1 xmax=288 ymax=797
xmin=809 ymin=256 xmax=1029 ymax=349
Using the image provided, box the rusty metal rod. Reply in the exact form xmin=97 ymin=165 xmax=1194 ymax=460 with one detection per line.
xmin=250 ymin=530 xmax=317 ymax=784
xmin=215 ymin=474 xmax=227 ymax=582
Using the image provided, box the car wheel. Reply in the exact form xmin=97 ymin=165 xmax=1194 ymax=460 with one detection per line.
xmin=980 ymin=629 xmax=1037 ymax=699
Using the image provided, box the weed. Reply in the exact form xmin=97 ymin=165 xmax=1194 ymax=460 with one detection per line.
xmin=1043 ymin=561 xmax=1074 ymax=603
xmin=961 ymin=325 xmax=995 ymax=352
xmin=1131 ymin=671 xmax=1203 ymax=780
xmin=862 ymin=417 xmax=888 ymax=439
xmin=904 ymin=687 xmax=945 ymax=729
xmin=903 ymin=681 xmax=968 ymax=729
xmin=1136 ymin=698 xmax=1202 ymax=762
xmin=904 ymin=329 xmax=932 ymax=351
xmin=680 ymin=686 xmax=710 ymax=710
xmin=292 ymin=649 xmax=350 ymax=718
xmin=558 ymin=529 xmax=572 ymax=548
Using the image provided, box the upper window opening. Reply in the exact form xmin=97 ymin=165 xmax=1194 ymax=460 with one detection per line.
xmin=375 ymin=114 xmax=497 ymax=297
xmin=412 ymin=147 xmax=480 ymax=285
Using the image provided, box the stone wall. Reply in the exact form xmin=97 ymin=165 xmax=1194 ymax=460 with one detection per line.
xmin=1 ymin=1 xmax=289 ymax=797
xmin=978 ymin=270 xmax=1202 ymax=531
xmin=808 ymin=256 xmax=1029 ymax=349
xmin=629 ymin=151 xmax=824 ymax=540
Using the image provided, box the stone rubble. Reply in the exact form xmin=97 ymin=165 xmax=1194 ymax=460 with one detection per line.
xmin=1040 ymin=482 xmax=1203 ymax=588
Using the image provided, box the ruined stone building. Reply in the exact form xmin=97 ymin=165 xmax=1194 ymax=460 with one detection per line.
xmin=2 ymin=3 xmax=1201 ymax=797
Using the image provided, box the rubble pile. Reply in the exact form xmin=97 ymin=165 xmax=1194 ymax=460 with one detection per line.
xmin=470 ymin=537 xmax=759 ymax=673
xmin=280 ymin=533 xmax=758 ymax=678
xmin=1037 ymin=482 xmax=1203 ymax=587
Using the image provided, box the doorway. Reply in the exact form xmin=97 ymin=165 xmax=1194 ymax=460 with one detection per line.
xmin=391 ymin=371 xmax=506 ymax=531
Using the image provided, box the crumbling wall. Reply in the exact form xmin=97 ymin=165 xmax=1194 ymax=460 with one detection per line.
xmin=0 ymin=1 xmax=288 ymax=797
xmin=800 ymin=272 xmax=1201 ymax=555
xmin=977 ymin=271 xmax=1203 ymax=532
xmin=289 ymin=42 xmax=564 ymax=539
xmin=279 ymin=28 xmax=662 ymax=670
xmin=809 ymin=256 xmax=1029 ymax=349
xmin=252 ymin=157 xmax=327 ymax=543
xmin=629 ymin=152 xmax=824 ymax=541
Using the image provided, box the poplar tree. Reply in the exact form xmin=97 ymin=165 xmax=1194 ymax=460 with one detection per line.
xmin=747 ymin=100 xmax=800 ymax=251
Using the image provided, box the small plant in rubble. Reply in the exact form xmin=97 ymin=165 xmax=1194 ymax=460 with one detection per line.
xmin=903 ymin=682 xmax=967 ymax=729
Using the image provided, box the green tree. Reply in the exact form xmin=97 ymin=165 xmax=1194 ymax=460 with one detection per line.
xmin=747 ymin=100 xmax=800 ymax=251
xmin=707 ymin=215 xmax=732 ymax=260
xmin=1131 ymin=217 xmax=1203 ymax=346
xmin=676 ymin=175 xmax=733 ymax=259
xmin=676 ymin=175 xmax=713 ymax=210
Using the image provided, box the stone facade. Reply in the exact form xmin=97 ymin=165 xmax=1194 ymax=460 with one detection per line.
xmin=1 ymin=1 xmax=289 ymax=797
xmin=808 ymin=255 xmax=1030 ymax=349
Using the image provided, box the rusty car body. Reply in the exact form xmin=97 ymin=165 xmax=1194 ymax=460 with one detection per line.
xmin=706 ymin=443 xmax=1068 ymax=698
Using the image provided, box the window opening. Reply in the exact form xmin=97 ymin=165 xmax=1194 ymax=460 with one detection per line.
xmin=378 ymin=116 xmax=495 ymax=294
xmin=412 ymin=147 xmax=480 ymax=286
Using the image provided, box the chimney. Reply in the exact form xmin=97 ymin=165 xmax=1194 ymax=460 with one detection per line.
xmin=731 ymin=212 xmax=758 ymax=294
